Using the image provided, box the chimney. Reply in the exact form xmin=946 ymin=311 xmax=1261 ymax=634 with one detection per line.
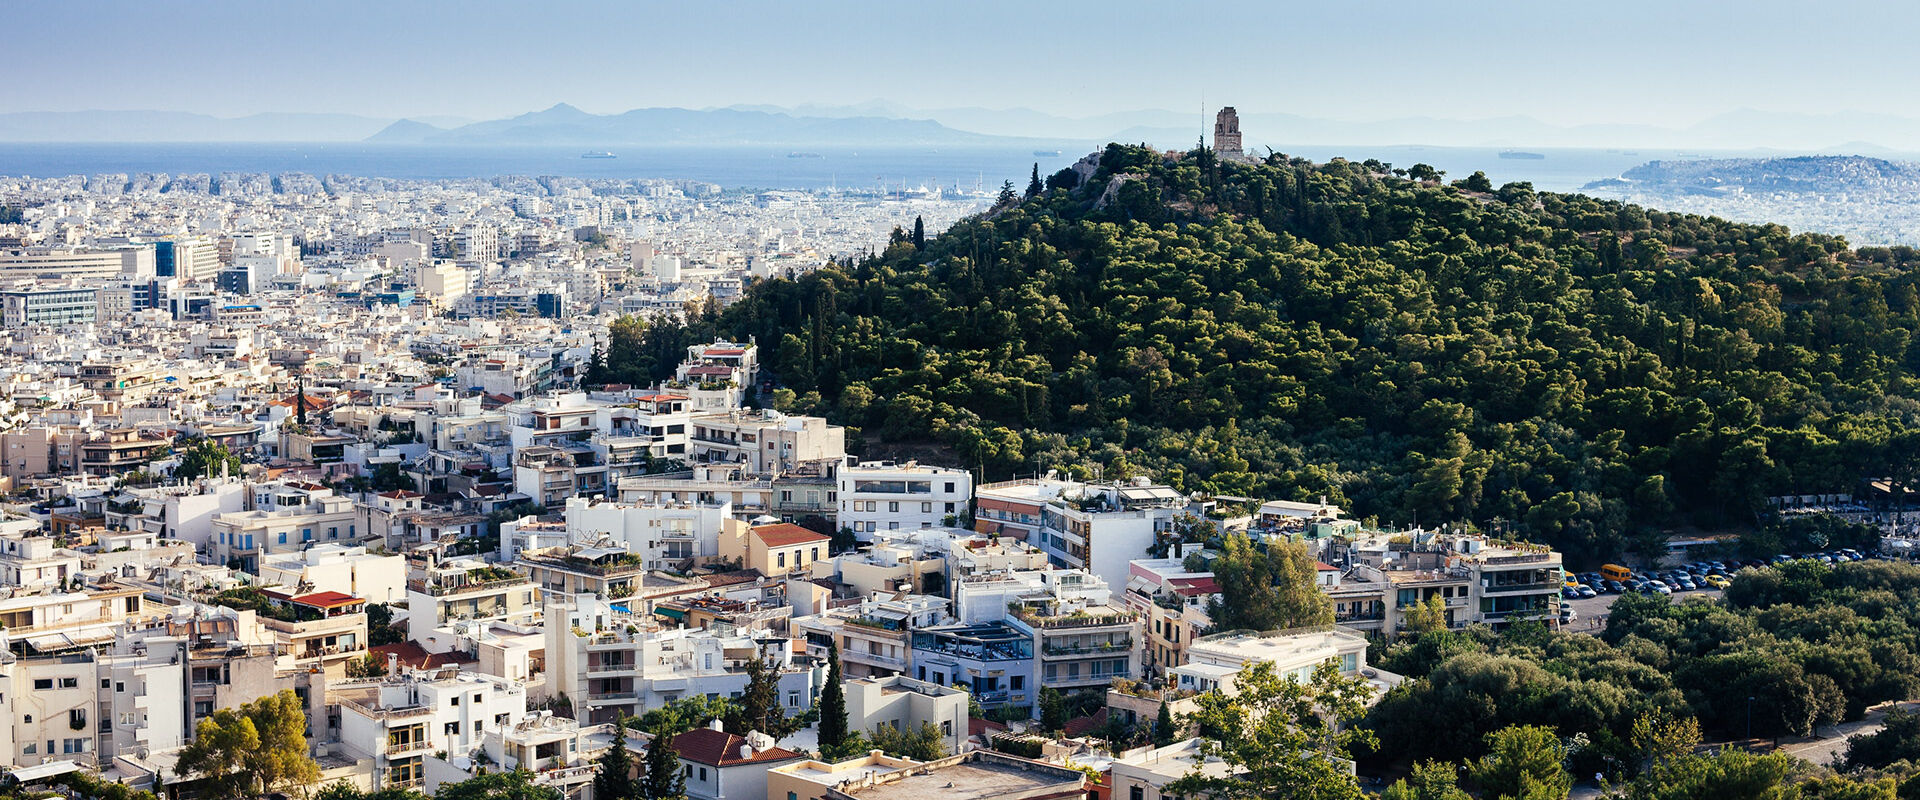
xmin=708 ymin=718 xmax=724 ymax=732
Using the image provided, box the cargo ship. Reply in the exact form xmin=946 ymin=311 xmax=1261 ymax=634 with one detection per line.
xmin=580 ymin=151 xmax=617 ymax=159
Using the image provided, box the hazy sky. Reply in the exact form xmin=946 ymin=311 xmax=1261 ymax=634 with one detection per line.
xmin=4 ymin=0 xmax=1909 ymax=126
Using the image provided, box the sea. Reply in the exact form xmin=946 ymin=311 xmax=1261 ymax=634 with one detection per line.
xmin=0 ymin=142 xmax=1840 ymax=194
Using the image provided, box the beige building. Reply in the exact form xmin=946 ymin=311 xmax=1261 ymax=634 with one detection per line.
xmin=720 ymin=522 xmax=829 ymax=576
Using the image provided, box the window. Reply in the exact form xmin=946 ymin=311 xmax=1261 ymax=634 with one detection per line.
xmin=777 ymin=552 xmax=786 ymax=568
xmin=57 ymin=678 xmax=76 ymax=689
xmin=1132 ymin=788 xmax=1145 ymax=800
xmin=888 ymin=501 xmax=899 ymax=513
xmin=278 ymin=532 xmax=287 ymax=545
xmin=446 ymin=722 xmax=461 ymax=736
xmin=787 ymin=691 xmax=799 ymax=707
xmin=698 ymin=768 xmax=708 ymax=781
xmin=1011 ymin=676 xmax=1024 ymax=690
xmin=922 ymin=502 xmax=932 ymax=513
xmin=450 ymin=697 xmax=460 ymax=707
xmin=32 ymin=679 xmax=50 ymax=690
xmin=944 ymin=482 xmax=956 ymax=493
xmin=810 ymin=547 xmax=819 ymax=561
xmin=20 ymin=744 xmax=32 ymax=755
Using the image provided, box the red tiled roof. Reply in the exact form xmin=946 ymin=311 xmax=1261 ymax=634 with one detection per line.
xmin=704 ymin=348 xmax=746 ymax=356
xmin=378 ymin=490 xmax=423 ymax=499
xmin=751 ymin=523 xmax=828 ymax=548
xmin=969 ymin=717 xmax=1009 ymax=738
xmin=1063 ymin=707 xmax=1109 ymax=738
xmin=372 ymin=642 xmax=476 ymax=670
xmin=1168 ymin=576 xmax=1220 ymax=596
xmin=292 ymin=590 xmax=361 ymax=608
xmin=1315 ymin=561 xmax=1338 ymax=572
xmin=669 ymin=727 xmax=805 ymax=767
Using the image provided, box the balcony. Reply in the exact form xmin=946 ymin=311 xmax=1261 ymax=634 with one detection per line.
xmin=843 ymin=651 xmax=907 ymax=669
xmin=1042 ymin=639 xmax=1134 ymax=657
xmin=386 ymin=739 xmax=430 ymax=756
xmin=586 ymin=661 xmax=636 ymax=676
xmin=297 ymin=642 xmax=367 ymax=661
xmin=1483 ymin=582 xmax=1558 ymax=595
xmin=1010 ymin=606 xmax=1135 ymax=630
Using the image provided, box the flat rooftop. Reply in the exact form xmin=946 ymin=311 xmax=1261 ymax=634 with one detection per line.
xmin=845 ymin=760 xmax=1074 ymax=800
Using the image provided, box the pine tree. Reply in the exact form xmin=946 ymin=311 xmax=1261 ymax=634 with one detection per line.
xmin=642 ymin=730 xmax=686 ymax=800
xmin=911 ymin=216 xmax=926 ymax=251
xmin=729 ymin=655 xmax=786 ymax=737
xmin=997 ymin=180 xmax=1017 ymax=206
xmin=595 ymin=720 xmax=638 ymax=800
xmin=1026 ymin=163 xmax=1043 ymax=199
xmin=1039 ymin=687 xmax=1068 ymax=733
xmin=1154 ymin=700 xmax=1177 ymax=747
xmin=818 ymin=640 xmax=850 ymax=757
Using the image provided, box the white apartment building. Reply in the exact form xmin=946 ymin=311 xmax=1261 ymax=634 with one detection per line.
xmin=258 ymin=544 xmax=407 ymax=604
xmin=545 ymin=597 xmax=823 ymax=726
xmin=338 ymin=667 xmax=529 ymax=792
xmin=836 ymin=460 xmax=971 ymax=540
xmin=0 ymin=530 xmax=81 ymax=590
xmin=406 ymin=558 xmax=542 ymax=655
xmin=560 ymin=496 xmax=734 ymax=571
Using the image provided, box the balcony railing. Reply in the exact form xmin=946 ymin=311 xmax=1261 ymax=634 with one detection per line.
xmin=1483 ymin=582 xmax=1558 ymax=595
xmin=386 ymin=739 xmax=430 ymax=756
xmin=340 ymin=697 xmax=436 ymax=721
xmin=1011 ymin=607 xmax=1136 ymax=630
xmin=844 ymin=651 xmax=907 ymax=669
xmin=1042 ymin=639 xmax=1134 ymax=656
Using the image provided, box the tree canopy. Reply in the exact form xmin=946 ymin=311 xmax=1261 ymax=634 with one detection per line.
xmin=175 ymin=690 xmax=319 ymax=799
xmin=611 ymin=142 xmax=1920 ymax=563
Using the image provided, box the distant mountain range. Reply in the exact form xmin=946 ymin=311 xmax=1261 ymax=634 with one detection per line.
xmin=363 ymin=103 xmax=1051 ymax=147
xmin=8 ymin=103 xmax=1920 ymax=152
xmin=1584 ymin=155 xmax=1920 ymax=195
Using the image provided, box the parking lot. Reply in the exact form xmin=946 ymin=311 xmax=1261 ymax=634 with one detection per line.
xmin=1559 ymin=586 xmax=1722 ymax=633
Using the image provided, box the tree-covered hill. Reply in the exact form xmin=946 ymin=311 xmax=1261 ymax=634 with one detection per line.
xmin=605 ymin=143 xmax=1920 ymax=564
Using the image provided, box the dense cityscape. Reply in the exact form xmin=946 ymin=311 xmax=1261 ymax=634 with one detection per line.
xmin=12 ymin=3 xmax=1920 ymax=800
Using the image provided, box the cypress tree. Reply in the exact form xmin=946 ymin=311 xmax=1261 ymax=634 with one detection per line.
xmin=997 ymin=180 xmax=1017 ymax=206
xmin=818 ymin=639 xmax=849 ymax=757
xmin=1039 ymin=687 xmax=1068 ymax=733
xmin=1026 ymin=163 xmax=1043 ymax=199
xmin=595 ymin=719 xmax=638 ymax=800
xmin=642 ymin=729 xmax=686 ymax=800
xmin=911 ymin=216 xmax=926 ymax=251
xmin=1153 ymin=700 xmax=1177 ymax=747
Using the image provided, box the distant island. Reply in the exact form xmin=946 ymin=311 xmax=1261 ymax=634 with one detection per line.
xmin=1584 ymin=155 xmax=1920 ymax=246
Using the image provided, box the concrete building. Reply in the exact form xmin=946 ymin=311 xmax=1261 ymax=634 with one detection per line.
xmin=836 ymin=461 xmax=971 ymax=539
xmin=843 ymin=675 xmax=970 ymax=756
xmin=336 ymin=667 xmax=529 ymax=792
xmin=908 ymin=622 xmax=1033 ymax=710
xmin=257 ymin=544 xmax=407 ymax=604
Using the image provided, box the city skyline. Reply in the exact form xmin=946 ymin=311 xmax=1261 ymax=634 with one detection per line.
xmin=4 ymin=0 xmax=1911 ymax=131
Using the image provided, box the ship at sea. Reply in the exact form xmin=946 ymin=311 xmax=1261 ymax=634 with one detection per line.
xmin=1498 ymin=150 xmax=1546 ymax=160
xmin=580 ymin=151 xmax=617 ymax=159
xmin=1033 ymin=149 xmax=1062 ymax=157
xmin=787 ymin=152 xmax=823 ymax=159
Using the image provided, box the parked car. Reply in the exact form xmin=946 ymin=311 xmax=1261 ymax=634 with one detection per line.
xmin=1704 ymin=575 xmax=1731 ymax=589
xmin=1576 ymin=585 xmax=1597 ymax=599
xmin=1604 ymin=580 xmax=1625 ymax=594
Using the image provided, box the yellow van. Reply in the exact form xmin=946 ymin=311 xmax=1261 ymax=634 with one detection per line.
xmin=1600 ymin=564 xmax=1634 ymax=582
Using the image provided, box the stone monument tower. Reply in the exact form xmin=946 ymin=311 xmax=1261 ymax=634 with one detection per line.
xmin=1213 ymin=107 xmax=1244 ymax=159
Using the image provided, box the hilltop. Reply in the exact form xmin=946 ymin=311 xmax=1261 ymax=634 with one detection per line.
xmin=614 ymin=144 xmax=1920 ymax=564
